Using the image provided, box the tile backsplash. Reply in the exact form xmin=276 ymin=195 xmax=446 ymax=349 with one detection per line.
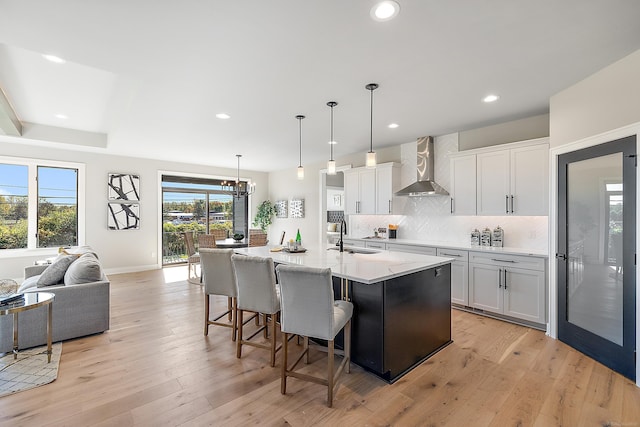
xmin=348 ymin=133 xmax=549 ymax=251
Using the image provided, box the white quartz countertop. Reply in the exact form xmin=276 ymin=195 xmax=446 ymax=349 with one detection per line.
xmin=234 ymin=245 xmax=453 ymax=284
xmin=344 ymin=237 xmax=548 ymax=258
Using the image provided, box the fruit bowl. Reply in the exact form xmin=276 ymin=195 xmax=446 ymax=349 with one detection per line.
xmin=232 ymin=233 xmax=244 ymax=242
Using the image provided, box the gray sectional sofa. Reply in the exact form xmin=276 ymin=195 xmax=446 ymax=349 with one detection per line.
xmin=0 ymin=247 xmax=110 ymax=354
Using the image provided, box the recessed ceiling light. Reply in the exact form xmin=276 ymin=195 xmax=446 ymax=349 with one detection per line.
xmin=216 ymin=113 xmax=231 ymax=119
xmin=388 ymin=123 xmax=399 ymax=129
xmin=371 ymin=1 xmax=400 ymax=22
xmin=43 ymin=54 xmax=66 ymax=64
xmin=54 ymin=114 xmax=68 ymax=119
xmin=483 ymin=94 xmax=500 ymax=103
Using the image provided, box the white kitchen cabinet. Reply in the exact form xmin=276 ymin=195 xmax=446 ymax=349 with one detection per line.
xmin=476 ymin=139 xmax=549 ymax=216
xmin=343 ymin=168 xmax=376 ymax=215
xmin=376 ymin=163 xmax=401 ymax=214
xmin=364 ymin=241 xmax=386 ymax=250
xmin=449 ymin=154 xmax=477 ymax=215
xmin=468 ymin=252 xmax=546 ymax=325
xmin=387 ymin=243 xmax=437 ymax=255
xmin=437 ymin=248 xmax=469 ymax=306
xmin=344 ymin=163 xmax=400 ymax=215
xmin=342 ymin=238 xmax=365 ymax=248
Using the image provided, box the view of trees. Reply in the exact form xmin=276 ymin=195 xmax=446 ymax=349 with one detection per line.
xmin=162 ymin=198 xmax=234 ymax=263
xmin=0 ymin=195 xmax=77 ymax=249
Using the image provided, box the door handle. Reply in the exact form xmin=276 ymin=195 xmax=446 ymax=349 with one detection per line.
xmin=504 ymin=268 xmax=508 ymax=290
xmin=555 ymin=253 xmax=567 ymax=261
xmin=510 ymin=195 xmax=514 ymax=213
xmin=498 ymin=268 xmax=503 ymax=288
xmin=505 ymin=195 xmax=509 ymax=214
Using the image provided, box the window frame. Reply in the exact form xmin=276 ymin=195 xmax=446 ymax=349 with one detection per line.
xmin=0 ymin=156 xmax=85 ymax=256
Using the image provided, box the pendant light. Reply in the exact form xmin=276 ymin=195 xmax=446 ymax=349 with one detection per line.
xmin=233 ymin=154 xmax=255 ymax=197
xmin=296 ymin=115 xmax=305 ymax=180
xmin=365 ymin=83 xmax=379 ymax=168
xmin=327 ymin=101 xmax=338 ymax=175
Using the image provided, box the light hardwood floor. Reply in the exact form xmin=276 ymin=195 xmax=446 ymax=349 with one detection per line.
xmin=1 ymin=266 xmax=639 ymax=426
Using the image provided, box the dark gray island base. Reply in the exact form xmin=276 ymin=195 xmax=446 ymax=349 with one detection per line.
xmin=333 ymin=263 xmax=452 ymax=383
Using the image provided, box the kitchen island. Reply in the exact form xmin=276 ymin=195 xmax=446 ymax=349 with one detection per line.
xmin=234 ymin=244 xmax=453 ymax=382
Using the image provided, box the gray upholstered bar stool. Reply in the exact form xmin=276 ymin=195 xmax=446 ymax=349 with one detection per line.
xmin=200 ymin=248 xmax=238 ymax=341
xmin=275 ymin=264 xmax=353 ymax=408
xmin=231 ymin=254 xmax=281 ymax=367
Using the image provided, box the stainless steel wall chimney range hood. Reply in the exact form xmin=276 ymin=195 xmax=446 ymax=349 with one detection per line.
xmin=395 ymin=136 xmax=449 ymax=197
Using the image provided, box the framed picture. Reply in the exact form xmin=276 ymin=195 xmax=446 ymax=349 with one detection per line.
xmin=108 ymin=203 xmax=140 ymax=230
xmin=333 ymin=194 xmax=342 ymax=207
xmin=108 ymin=173 xmax=140 ymax=201
xmin=290 ymin=198 xmax=305 ymax=218
xmin=275 ymin=200 xmax=288 ymax=218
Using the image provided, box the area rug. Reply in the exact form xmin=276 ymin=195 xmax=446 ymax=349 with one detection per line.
xmin=0 ymin=343 xmax=62 ymax=398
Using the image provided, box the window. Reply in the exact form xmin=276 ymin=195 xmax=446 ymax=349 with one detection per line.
xmin=0 ymin=158 xmax=84 ymax=251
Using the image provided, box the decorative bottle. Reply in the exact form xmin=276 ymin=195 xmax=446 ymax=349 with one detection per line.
xmin=295 ymin=229 xmax=301 ymax=245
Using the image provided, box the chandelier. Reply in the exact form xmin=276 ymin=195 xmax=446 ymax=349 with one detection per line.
xmin=220 ymin=154 xmax=255 ymax=197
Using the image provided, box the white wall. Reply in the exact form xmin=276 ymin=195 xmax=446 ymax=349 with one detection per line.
xmin=550 ymin=49 xmax=640 ymax=148
xmin=0 ymin=140 xmax=268 ymax=278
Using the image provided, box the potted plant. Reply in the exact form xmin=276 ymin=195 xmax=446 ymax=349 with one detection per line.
xmin=253 ymin=200 xmax=277 ymax=232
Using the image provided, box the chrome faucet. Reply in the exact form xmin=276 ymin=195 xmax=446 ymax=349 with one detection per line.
xmin=339 ymin=219 xmax=347 ymax=252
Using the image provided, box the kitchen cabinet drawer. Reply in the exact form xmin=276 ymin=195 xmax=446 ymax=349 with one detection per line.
xmin=436 ymin=248 xmax=469 ymax=261
xmin=468 ymin=252 xmax=545 ymax=271
xmin=343 ymin=239 xmax=366 ymax=248
xmin=386 ymin=243 xmax=437 ymax=256
xmin=365 ymin=241 xmax=386 ymax=250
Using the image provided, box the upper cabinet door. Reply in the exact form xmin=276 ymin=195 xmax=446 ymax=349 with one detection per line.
xmin=358 ymin=168 xmax=376 ymax=214
xmin=343 ymin=170 xmax=360 ymax=215
xmin=376 ymin=163 xmax=401 ymax=214
xmin=476 ymin=150 xmax=510 ymax=215
xmin=450 ymin=154 xmax=476 ymax=215
xmin=510 ymin=144 xmax=549 ymax=215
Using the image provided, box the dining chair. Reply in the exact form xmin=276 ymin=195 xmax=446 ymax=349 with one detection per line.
xmin=183 ymin=232 xmax=200 ymax=284
xmin=198 ymin=234 xmax=217 ymax=249
xmin=210 ymin=229 xmax=228 ymax=241
xmin=231 ymin=254 xmax=281 ymax=366
xmin=275 ymin=264 xmax=353 ymax=408
xmin=248 ymin=229 xmax=268 ymax=247
xmin=200 ymin=248 xmax=237 ymax=340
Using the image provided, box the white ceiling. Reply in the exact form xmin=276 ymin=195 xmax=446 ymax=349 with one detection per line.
xmin=1 ymin=0 xmax=639 ymax=172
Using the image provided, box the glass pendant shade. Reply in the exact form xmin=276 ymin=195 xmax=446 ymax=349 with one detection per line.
xmin=297 ymin=166 xmax=304 ymax=180
xmin=327 ymin=160 xmax=336 ymax=175
xmin=366 ymin=151 xmax=377 ymax=168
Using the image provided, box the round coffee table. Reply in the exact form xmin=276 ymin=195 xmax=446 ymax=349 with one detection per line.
xmin=0 ymin=292 xmax=55 ymax=362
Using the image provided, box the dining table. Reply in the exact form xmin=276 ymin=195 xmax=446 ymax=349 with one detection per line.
xmin=215 ymin=238 xmax=249 ymax=248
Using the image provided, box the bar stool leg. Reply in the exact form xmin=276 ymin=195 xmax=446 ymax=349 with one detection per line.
xmin=327 ymin=339 xmax=335 ymax=408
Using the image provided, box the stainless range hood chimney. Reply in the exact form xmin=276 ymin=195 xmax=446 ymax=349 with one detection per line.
xmin=395 ymin=136 xmax=449 ymax=197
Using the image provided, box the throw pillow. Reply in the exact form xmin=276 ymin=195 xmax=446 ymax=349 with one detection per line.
xmin=18 ymin=275 xmax=40 ymax=292
xmin=36 ymin=254 xmax=78 ymax=287
xmin=64 ymin=253 xmax=103 ymax=285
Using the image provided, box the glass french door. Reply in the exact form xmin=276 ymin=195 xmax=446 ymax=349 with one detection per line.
xmin=557 ymin=135 xmax=636 ymax=381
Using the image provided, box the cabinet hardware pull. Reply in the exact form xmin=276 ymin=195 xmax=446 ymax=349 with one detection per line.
xmin=498 ymin=268 xmax=502 ymax=288
xmin=510 ymin=195 xmax=514 ymax=213
xmin=450 ymin=198 xmax=454 ymax=214
xmin=555 ymin=253 xmax=567 ymax=261
xmin=441 ymin=253 xmax=462 ymax=257
xmin=504 ymin=268 xmax=508 ymax=290
xmin=506 ymin=195 xmax=509 ymax=214
xmin=389 ymin=200 xmax=392 ymax=214
xmin=491 ymin=258 xmax=516 ymax=263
